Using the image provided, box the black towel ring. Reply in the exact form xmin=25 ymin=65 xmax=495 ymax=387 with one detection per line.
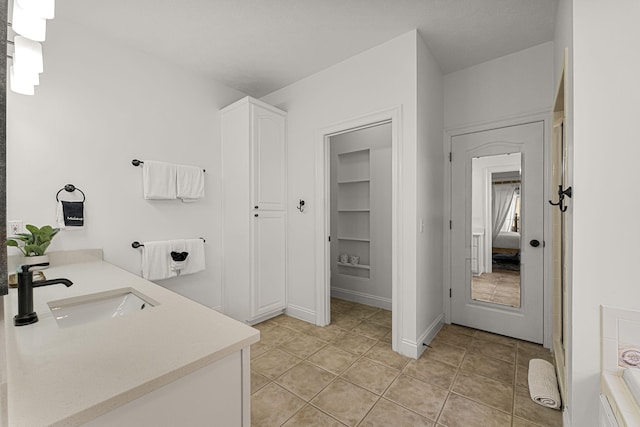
xmin=56 ymin=184 xmax=86 ymax=202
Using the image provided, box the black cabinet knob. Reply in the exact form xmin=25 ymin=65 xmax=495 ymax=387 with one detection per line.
xmin=254 ymin=214 xmax=258 ymax=217
xmin=530 ymin=239 xmax=540 ymax=247
xmin=254 ymin=205 xmax=259 ymax=209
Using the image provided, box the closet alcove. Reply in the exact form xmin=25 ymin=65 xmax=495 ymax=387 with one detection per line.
xmin=329 ymin=122 xmax=391 ymax=310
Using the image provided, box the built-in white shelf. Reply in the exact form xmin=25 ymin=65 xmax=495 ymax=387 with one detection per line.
xmin=335 ymin=148 xmax=371 ymax=279
xmin=337 ymin=262 xmax=371 ymax=270
xmin=337 ymin=237 xmax=370 ymax=242
xmin=337 ymin=179 xmax=370 ymax=184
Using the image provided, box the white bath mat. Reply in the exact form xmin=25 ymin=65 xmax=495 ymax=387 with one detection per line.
xmin=528 ymin=358 xmax=561 ymax=409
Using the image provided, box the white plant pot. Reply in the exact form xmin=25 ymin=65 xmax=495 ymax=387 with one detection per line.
xmin=24 ymin=255 xmax=50 ymax=270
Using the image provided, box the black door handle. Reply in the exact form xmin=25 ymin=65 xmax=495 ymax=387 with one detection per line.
xmin=530 ymin=239 xmax=540 ymax=247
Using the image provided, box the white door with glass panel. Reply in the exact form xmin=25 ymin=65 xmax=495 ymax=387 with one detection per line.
xmin=451 ymin=122 xmax=544 ymax=343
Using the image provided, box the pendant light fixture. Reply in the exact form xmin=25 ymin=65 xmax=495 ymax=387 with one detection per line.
xmin=17 ymin=0 xmax=55 ymax=20
xmin=10 ymin=66 xmax=35 ymax=95
xmin=9 ymin=0 xmax=55 ymax=95
xmin=13 ymin=36 xmax=43 ymax=74
xmin=12 ymin=1 xmax=47 ymax=42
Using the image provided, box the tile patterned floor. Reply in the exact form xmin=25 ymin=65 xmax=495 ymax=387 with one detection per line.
xmin=472 ymin=270 xmax=521 ymax=308
xmin=251 ymin=298 xmax=561 ymax=427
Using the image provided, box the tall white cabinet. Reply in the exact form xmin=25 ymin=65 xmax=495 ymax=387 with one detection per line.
xmin=221 ymin=97 xmax=287 ymax=324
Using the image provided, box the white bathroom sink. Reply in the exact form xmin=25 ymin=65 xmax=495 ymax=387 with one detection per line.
xmin=48 ymin=288 xmax=157 ymax=328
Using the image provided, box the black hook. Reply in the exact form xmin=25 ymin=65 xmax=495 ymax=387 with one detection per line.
xmin=297 ymin=199 xmax=305 ymax=213
xmin=549 ymin=185 xmax=572 ymax=212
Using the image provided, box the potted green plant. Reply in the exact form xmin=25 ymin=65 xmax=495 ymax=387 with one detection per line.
xmin=7 ymin=224 xmax=60 ymax=268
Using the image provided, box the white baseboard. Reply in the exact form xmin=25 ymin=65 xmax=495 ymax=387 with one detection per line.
xmin=331 ymin=287 xmax=392 ymax=311
xmin=398 ymin=313 xmax=444 ymax=359
xmin=246 ymin=309 xmax=285 ymax=325
xmin=285 ymin=304 xmax=316 ymax=324
xmin=563 ymin=408 xmax=571 ymax=427
xmin=210 ymin=305 xmax=224 ymax=313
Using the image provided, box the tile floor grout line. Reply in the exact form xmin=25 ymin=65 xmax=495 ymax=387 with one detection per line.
xmin=304 ymin=403 xmax=349 ymax=426
xmin=512 ymin=344 xmax=520 ymax=426
xmin=273 ymin=327 xmax=389 ymax=426
xmin=433 ymin=353 xmax=463 ymax=425
xmin=448 ymin=390 xmax=514 ymax=417
xmin=354 ymin=394 xmax=382 ymax=427
xmin=326 ymin=320 xmax=392 ymax=424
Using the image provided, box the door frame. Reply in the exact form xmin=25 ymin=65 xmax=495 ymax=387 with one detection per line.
xmin=443 ymin=112 xmax=553 ymax=348
xmin=314 ymin=106 xmax=402 ymax=352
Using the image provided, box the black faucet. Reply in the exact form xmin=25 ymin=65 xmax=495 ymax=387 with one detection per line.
xmin=14 ymin=262 xmax=74 ymax=327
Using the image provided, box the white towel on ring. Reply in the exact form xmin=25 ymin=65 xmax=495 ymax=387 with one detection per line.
xmin=528 ymin=359 xmax=561 ymax=409
xmin=56 ymin=201 xmax=65 ymax=228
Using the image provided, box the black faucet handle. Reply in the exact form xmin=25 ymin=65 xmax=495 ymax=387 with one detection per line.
xmin=19 ymin=262 xmax=50 ymax=273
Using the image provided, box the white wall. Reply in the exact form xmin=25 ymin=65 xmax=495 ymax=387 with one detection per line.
xmin=568 ymin=1 xmax=640 ymax=425
xmin=416 ymin=34 xmax=445 ymax=349
xmin=262 ymin=30 xmax=427 ymax=355
xmin=6 ymin=16 xmax=246 ymax=308
xmin=444 ymin=42 xmax=555 ymax=130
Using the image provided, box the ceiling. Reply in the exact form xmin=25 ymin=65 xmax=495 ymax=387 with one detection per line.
xmin=59 ymin=0 xmax=558 ymax=97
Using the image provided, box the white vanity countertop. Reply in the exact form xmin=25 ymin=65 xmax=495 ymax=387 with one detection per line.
xmin=3 ymin=260 xmax=259 ymax=426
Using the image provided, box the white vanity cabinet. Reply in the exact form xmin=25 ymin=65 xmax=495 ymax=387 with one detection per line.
xmin=3 ymin=258 xmax=259 ymax=426
xmin=221 ymin=97 xmax=287 ymax=324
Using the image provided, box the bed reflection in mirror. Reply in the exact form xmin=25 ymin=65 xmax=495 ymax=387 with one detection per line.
xmin=471 ymin=153 xmax=521 ymax=308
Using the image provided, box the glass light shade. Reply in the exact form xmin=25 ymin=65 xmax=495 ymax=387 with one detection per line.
xmin=13 ymin=36 xmax=43 ymax=74
xmin=17 ymin=0 xmax=55 ymax=19
xmin=10 ymin=66 xmax=35 ymax=95
xmin=12 ymin=1 xmax=47 ymax=41
xmin=13 ymin=64 xmax=40 ymax=85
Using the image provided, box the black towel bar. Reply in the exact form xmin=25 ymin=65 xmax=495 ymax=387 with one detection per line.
xmin=132 ymin=159 xmax=205 ymax=173
xmin=131 ymin=238 xmax=206 ymax=249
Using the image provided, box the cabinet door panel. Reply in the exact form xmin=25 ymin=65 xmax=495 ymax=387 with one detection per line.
xmin=252 ymin=211 xmax=286 ymax=317
xmin=252 ymin=107 xmax=286 ymax=210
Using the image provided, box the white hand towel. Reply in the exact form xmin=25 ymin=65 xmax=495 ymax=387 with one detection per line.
xmin=56 ymin=202 xmax=65 ymax=229
xmin=181 ymin=238 xmax=206 ymax=276
xmin=176 ymin=164 xmax=205 ymax=201
xmin=141 ymin=240 xmax=177 ymax=281
xmin=528 ymin=359 xmax=561 ymax=410
xmin=169 ymin=239 xmax=188 ymax=275
xmin=143 ymin=160 xmax=177 ymax=200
